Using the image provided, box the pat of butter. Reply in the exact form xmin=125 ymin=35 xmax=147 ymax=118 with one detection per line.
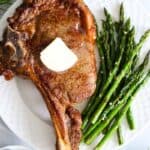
xmin=40 ymin=37 xmax=78 ymax=72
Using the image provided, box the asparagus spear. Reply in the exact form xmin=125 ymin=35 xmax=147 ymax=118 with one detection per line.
xmin=120 ymin=26 xmax=135 ymax=70
xmin=83 ymin=4 xmax=125 ymax=117
xmin=115 ymin=22 xmax=133 ymax=141
xmin=82 ymin=79 xmax=133 ymax=139
xmin=126 ymin=107 xmax=135 ymax=130
xmin=82 ymin=20 xmax=132 ymax=128
xmin=102 ymin=20 xmax=112 ymax=72
xmin=85 ymin=70 xmax=150 ymax=145
xmin=103 ymin=8 xmax=117 ymax=68
xmin=84 ymin=4 xmax=150 ymax=146
xmin=125 ymin=27 xmax=135 ymax=62
xmin=85 ymin=50 xmax=150 ymax=139
xmin=84 ymin=77 xmax=141 ymax=144
xmin=99 ymin=18 xmax=130 ymax=99
xmin=120 ymin=3 xmax=124 ymax=24
xmin=83 ymin=48 xmax=150 ymax=139
xmin=97 ymin=20 xmax=129 ymax=100
xmin=126 ymin=50 xmax=150 ymax=129
xmin=90 ymin=29 xmax=150 ymax=124
xmin=100 ymin=16 xmax=129 ymax=139
xmin=82 ymin=63 xmax=145 ymax=140
xmin=83 ymin=47 xmax=150 ymax=141
xmin=82 ymin=3 xmax=150 ymax=147
xmin=103 ymin=54 xmax=147 ymax=115
xmin=116 ymin=2 xmax=125 ymax=59
xmin=94 ymin=51 xmax=150 ymax=133
xmin=120 ymin=29 xmax=136 ymax=120
xmin=82 ymin=5 xmax=129 ymax=129
xmin=82 ymin=34 xmax=125 ymax=127
xmin=117 ymin=125 xmax=124 ymax=145
xmin=95 ymin=71 xmax=150 ymax=150
xmin=0 ymin=0 xmax=11 ymax=5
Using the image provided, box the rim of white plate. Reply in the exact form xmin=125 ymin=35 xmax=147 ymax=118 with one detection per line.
xmin=0 ymin=0 xmax=150 ymax=150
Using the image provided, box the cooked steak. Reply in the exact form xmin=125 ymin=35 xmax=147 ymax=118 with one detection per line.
xmin=0 ymin=0 xmax=96 ymax=149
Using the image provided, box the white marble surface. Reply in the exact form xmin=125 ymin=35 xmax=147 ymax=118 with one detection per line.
xmin=0 ymin=0 xmax=150 ymax=150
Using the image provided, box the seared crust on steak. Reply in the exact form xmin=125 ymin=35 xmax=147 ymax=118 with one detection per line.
xmin=0 ymin=0 xmax=96 ymax=149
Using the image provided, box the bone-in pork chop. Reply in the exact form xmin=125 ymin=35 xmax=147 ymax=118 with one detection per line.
xmin=0 ymin=0 xmax=96 ymax=149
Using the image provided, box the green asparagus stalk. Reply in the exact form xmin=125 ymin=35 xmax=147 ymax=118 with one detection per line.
xmin=85 ymin=78 xmax=141 ymax=144
xmin=82 ymin=20 xmax=132 ymax=128
xmin=82 ymin=62 xmax=145 ymax=140
xmin=90 ymin=29 xmax=150 ymax=124
xmin=120 ymin=3 xmax=124 ymax=24
xmin=86 ymin=70 xmax=150 ymax=145
xmin=102 ymin=53 xmax=148 ymax=118
xmin=117 ymin=125 xmax=124 ymax=145
xmin=0 ymin=0 xmax=11 ymax=5
xmin=82 ymin=5 xmax=130 ymax=129
xmin=127 ymin=50 xmax=150 ymax=81
xmin=82 ymin=4 xmax=150 ymax=148
xmin=95 ymin=71 xmax=150 ymax=150
xmin=82 ymin=34 xmax=125 ymax=126
xmin=97 ymin=21 xmax=128 ymax=100
xmin=126 ymin=107 xmax=135 ymax=130
xmin=103 ymin=8 xmax=117 ymax=68
xmin=126 ymin=50 xmax=150 ymax=129
xmin=82 ymin=77 xmax=133 ymax=139
xmin=115 ymin=20 xmax=132 ymax=142
xmin=83 ymin=50 xmax=149 ymax=138
xmin=125 ymin=27 xmax=135 ymax=61
xmin=102 ymin=21 xmax=112 ymax=72
xmin=105 ymin=15 xmax=130 ymax=141
xmin=120 ymin=26 xmax=135 ymax=70
xmin=83 ymin=48 xmax=150 ymax=140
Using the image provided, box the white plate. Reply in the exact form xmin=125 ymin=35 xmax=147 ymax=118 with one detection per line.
xmin=0 ymin=0 xmax=150 ymax=150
